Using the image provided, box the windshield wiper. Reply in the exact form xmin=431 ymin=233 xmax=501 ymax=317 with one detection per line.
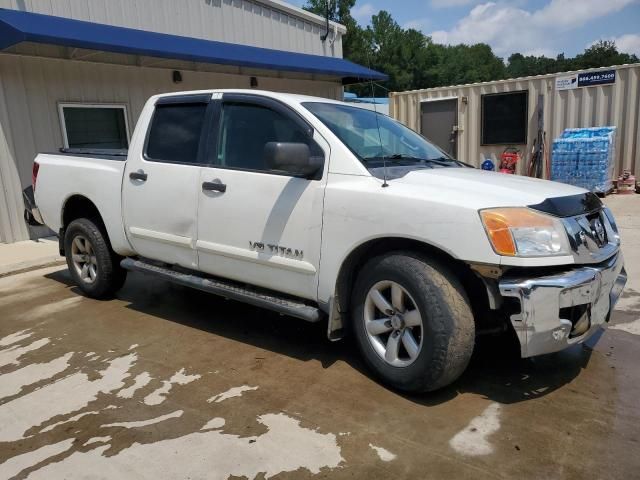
xmin=364 ymin=154 xmax=458 ymax=167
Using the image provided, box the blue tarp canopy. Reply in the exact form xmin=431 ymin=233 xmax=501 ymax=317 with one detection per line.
xmin=0 ymin=8 xmax=387 ymax=84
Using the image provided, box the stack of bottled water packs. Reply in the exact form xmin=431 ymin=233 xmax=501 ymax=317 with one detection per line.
xmin=551 ymin=127 xmax=616 ymax=193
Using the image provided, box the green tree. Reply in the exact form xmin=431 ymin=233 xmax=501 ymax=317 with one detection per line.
xmin=363 ymin=12 xmax=434 ymax=94
xmin=423 ymin=42 xmax=505 ymax=86
xmin=305 ymin=2 xmax=638 ymax=92
xmin=302 ymin=0 xmax=366 ymax=61
xmin=574 ymin=40 xmax=639 ymax=69
xmin=506 ymin=42 xmax=638 ymax=79
xmin=506 ymin=52 xmax=564 ymax=78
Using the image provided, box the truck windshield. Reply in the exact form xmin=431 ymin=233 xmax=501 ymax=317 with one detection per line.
xmin=302 ymin=102 xmax=462 ymax=169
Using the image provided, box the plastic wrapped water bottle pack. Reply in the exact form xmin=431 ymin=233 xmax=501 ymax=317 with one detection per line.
xmin=551 ymin=127 xmax=616 ymax=193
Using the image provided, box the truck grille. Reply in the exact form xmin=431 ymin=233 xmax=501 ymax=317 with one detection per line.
xmin=562 ymin=208 xmax=619 ymax=264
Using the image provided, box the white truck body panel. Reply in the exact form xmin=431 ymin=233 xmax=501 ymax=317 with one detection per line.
xmin=195 ymin=133 xmax=330 ymax=300
xmin=120 ymin=95 xmax=200 ymax=269
xmin=35 ymin=154 xmax=133 ymax=256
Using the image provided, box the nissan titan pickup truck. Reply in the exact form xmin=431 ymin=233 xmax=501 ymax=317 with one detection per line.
xmin=26 ymin=90 xmax=627 ymax=392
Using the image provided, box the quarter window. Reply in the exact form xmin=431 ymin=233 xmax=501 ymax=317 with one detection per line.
xmin=216 ymin=103 xmax=320 ymax=172
xmin=146 ymin=103 xmax=208 ymax=164
xmin=59 ymin=104 xmax=129 ymax=151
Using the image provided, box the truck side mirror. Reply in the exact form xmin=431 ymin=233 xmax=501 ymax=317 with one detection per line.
xmin=263 ymin=142 xmax=322 ymax=178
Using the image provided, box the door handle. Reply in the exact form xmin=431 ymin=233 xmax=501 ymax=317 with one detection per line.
xmin=202 ymin=181 xmax=227 ymax=193
xmin=129 ymin=171 xmax=148 ymax=181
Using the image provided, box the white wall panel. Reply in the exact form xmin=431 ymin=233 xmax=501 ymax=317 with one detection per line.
xmin=0 ymin=0 xmax=344 ymax=56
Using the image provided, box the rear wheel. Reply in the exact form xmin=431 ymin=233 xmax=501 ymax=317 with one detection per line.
xmin=64 ymin=218 xmax=127 ymax=298
xmin=351 ymin=252 xmax=475 ymax=392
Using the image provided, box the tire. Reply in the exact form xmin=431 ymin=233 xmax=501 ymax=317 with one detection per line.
xmin=351 ymin=252 xmax=475 ymax=392
xmin=64 ymin=218 xmax=127 ymax=299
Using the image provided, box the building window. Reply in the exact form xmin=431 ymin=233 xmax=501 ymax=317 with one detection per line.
xmin=58 ymin=103 xmax=130 ymax=151
xmin=481 ymin=91 xmax=528 ymax=145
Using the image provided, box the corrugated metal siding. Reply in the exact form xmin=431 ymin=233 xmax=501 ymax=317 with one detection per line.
xmin=0 ymin=54 xmax=341 ymax=243
xmin=390 ymin=64 xmax=640 ymax=178
xmin=0 ymin=0 xmax=343 ymax=57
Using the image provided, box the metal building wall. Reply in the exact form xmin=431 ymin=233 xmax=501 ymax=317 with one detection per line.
xmin=0 ymin=0 xmax=344 ymax=57
xmin=0 ymin=54 xmax=341 ymax=243
xmin=390 ymin=64 xmax=640 ymax=178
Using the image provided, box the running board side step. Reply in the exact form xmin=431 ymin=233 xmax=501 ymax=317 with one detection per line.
xmin=120 ymin=258 xmax=322 ymax=323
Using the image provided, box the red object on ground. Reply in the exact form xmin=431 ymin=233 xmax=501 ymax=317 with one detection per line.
xmin=499 ymin=148 xmax=520 ymax=174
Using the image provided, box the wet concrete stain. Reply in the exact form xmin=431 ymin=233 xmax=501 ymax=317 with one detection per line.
xmin=0 ymin=245 xmax=639 ymax=479
xmin=208 ymin=385 xmax=259 ymax=403
xmin=449 ymin=402 xmax=501 ymax=456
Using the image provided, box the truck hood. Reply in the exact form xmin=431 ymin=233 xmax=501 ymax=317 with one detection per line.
xmin=391 ymin=167 xmax=586 ymax=210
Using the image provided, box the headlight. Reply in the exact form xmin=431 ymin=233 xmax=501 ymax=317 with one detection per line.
xmin=480 ymin=208 xmax=571 ymax=257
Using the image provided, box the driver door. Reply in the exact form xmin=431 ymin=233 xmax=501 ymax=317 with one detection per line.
xmin=195 ymin=95 xmax=329 ymax=300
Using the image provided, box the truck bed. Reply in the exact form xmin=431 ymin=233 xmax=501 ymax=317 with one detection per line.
xmin=33 ymin=152 xmax=132 ymax=255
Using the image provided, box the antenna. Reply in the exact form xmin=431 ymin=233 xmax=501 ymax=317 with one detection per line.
xmin=367 ymin=42 xmax=388 ymax=187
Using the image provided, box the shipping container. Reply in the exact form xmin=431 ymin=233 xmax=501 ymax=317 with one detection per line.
xmin=390 ymin=64 xmax=640 ymax=181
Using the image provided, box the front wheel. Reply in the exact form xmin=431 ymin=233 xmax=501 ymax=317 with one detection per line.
xmin=64 ymin=218 xmax=127 ymax=299
xmin=351 ymin=252 xmax=475 ymax=392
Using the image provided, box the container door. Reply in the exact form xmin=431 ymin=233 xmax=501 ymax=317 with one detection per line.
xmin=420 ymin=98 xmax=458 ymax=158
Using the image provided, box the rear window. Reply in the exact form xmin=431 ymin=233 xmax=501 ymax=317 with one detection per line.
xmin=145 ymin=103 xmax=208 ymax=164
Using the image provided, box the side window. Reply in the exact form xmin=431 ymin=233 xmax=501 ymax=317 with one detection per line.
xmin=146 ymin=103 xmax=208 ymax=164
xmin=217 ymin=103 xmax=321 ymax=172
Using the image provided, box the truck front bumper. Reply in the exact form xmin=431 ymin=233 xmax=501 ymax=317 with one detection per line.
xmin=499 ymin=252 xmax=626 ymax=358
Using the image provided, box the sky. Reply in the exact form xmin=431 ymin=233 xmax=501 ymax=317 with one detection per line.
xmin=287 ymin=0 xmax=640 ymax=59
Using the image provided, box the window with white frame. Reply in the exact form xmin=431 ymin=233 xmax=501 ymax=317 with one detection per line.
xmin=58 ymin=103 xmax=130 ymax=151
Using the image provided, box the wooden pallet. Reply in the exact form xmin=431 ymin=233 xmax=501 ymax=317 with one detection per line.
xmin=595 ymin=188 xmax=615 ymax=198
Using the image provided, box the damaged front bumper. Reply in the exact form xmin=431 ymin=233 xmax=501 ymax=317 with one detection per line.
xmin=499 ymin=252 xmax=627 ymax=358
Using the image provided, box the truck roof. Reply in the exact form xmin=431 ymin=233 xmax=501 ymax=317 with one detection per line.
xmin=150 ymin=89 xmax=347 ymax=107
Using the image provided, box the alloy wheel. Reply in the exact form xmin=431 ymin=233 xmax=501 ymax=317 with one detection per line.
xmin=71 ymin=234 xmax=98 ymax=284
xmin=363 ymin=280 xmax=424 ymax=367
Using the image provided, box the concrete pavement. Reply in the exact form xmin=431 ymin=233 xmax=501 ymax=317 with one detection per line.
xmin=0 ymin=236 xmax=63 ymax=278
xmin=0 ymin=195 xmax=638 ymax=479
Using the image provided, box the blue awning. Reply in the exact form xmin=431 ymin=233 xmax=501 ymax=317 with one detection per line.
xmin=0 ymin=8 xmax=387 ymax=84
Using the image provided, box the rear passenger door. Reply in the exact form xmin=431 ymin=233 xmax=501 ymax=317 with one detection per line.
xmin=195 ymin=94 xmax=329 ymax=300
xmin=122 ymin=94 xmax=212 ymax=269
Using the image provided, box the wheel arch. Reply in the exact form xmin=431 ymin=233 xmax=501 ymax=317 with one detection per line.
xmin=329 ymin=236 xmax=489 ymax=338
xmin=60 ymin=195 xmax=109 ymax=255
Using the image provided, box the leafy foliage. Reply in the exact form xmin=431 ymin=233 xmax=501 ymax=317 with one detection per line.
xmin=303 ymin=1 xmax=639 ymax=93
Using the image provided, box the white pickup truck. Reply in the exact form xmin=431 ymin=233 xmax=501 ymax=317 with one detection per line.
xmin=27 ymin=89 xmax=627 ymax=392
